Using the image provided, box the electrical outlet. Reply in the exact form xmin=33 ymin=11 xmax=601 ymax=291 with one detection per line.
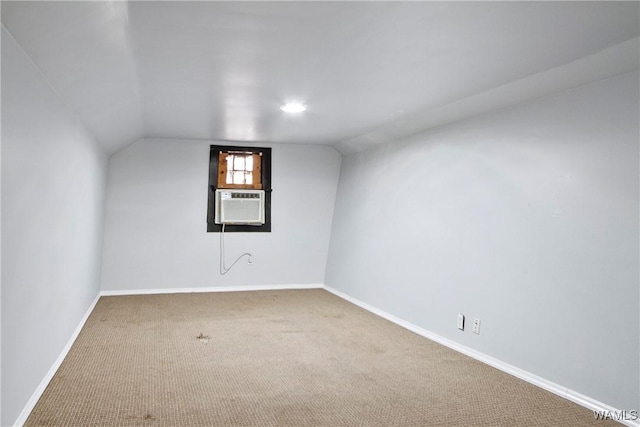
xmin=457 ymin=314 xmax=465 ymax=330
xmin=472 ymin=318 xmax=481 ymax=334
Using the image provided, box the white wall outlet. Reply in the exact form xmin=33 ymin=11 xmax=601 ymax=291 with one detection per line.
xmin=472 ymin=318 xmax=481 ymax=334
xmin=457 ymin=314 xmax=465 ymax=330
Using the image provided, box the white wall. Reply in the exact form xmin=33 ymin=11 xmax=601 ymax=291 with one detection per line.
xmin=325 ymin=71 xmax=639 ymax=411
xmin=100 ymin=139 xmax=341 ymax=291
xmin=1 ymin=28 xmax=108 ymax=426
xmin=0 ymin=30 xmax=3 ymax=427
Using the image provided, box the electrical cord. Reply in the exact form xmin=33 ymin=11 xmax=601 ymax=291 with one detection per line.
xmin=219 ymin=223 xmax=253 ymax=275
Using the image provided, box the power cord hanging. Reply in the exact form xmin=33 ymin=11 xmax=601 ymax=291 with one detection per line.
xmin=219 ymin=223 xmax=253 ymax=275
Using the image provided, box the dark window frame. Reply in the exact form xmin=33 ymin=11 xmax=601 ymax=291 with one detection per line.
xmin=206 ymin=145 xmax=272 ymax=233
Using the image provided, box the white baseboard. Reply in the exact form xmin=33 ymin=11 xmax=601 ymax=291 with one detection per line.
xmin=14 ymin=292 xmax=101 ymax=427
xmin=322 ymin=285 xmax=639 ymax=427
xmin=100 ymin=283 xmax=323 ymax=297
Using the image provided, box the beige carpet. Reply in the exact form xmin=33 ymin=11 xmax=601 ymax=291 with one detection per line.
xmin=26 ymin=289 xmax=613 ymax=426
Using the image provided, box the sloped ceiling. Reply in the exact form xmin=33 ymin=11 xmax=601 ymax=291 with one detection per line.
xmin=2 ymin=1 xmax=639 ymax=155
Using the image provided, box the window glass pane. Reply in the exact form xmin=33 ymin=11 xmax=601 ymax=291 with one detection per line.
xmin=233 ymin=171 xmax=244 ymax=184
xmin=233 ymin=155 xmax=245 ymax=171
xmin=245 ymin=173 xmax=253 ymax=185
xmin=245 ymin=155 xmax=253 ymax=171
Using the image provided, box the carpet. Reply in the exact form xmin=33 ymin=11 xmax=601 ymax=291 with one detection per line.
xmin=25 ymin=289 xmax=614 ymax=426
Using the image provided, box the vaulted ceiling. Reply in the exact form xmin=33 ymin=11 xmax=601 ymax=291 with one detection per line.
xmin=2 ymin=1 xmax=638 ymax=155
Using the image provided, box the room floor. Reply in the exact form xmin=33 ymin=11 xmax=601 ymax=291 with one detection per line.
xmin=25 ymin=289 xmax=614 ymax=426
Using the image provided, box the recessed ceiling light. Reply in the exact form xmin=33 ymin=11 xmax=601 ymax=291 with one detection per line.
xmin=280 ymin=102 xmax=307 ymax=113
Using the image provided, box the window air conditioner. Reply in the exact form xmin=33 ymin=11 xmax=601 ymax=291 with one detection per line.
xmin=215 ymin=189 xmax=265 ymax=225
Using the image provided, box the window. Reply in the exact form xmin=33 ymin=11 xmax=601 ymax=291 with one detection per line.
xmin=207 ymin=145 xmax=271 ymax=232
xmin=218 ymin=152 xmax=262 ymax=189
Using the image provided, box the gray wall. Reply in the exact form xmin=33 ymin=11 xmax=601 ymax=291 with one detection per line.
xmin=1 ymin=28 xmax=109 ymax=425
xmin=325 ymin=71 xmax=639 ymax=411
xmin=100 ymin=139 xmax=341 ymax=291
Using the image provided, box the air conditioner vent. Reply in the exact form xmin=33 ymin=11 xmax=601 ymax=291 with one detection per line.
xmin=215 ymin=189 xmax=265 ymax=225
